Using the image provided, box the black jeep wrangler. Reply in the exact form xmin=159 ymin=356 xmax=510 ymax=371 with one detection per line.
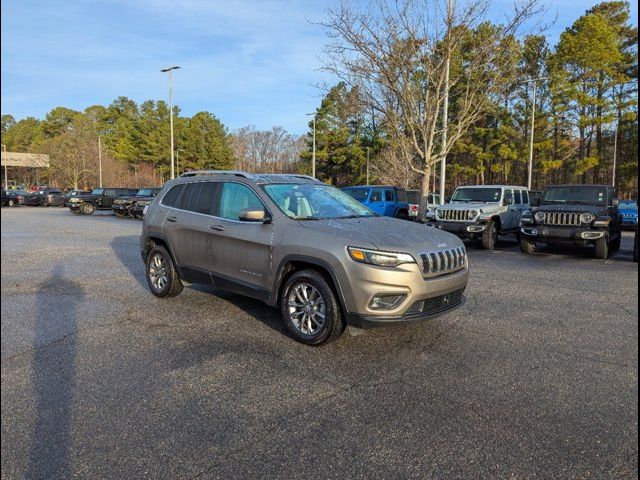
xmin=520 ymin=184 xmax=622 ymax=259
xmin=68 ymin=187 xmax=138 ymax=215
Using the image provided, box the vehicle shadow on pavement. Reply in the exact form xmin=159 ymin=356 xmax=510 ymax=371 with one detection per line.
xmin=190 ymin=284 xmax=290 ymax=338
xmin=111 ymin=235 xmax=148 ymax=289
xmin=25 ymin=265 xmax=84 ymax=479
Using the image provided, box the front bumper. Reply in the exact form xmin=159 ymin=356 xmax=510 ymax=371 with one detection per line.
xmin=346 ymin=290 xmax=466 ymax=328
xmin=113 ymin=204 xmax=130 ymax=215
xmin=430 ymin=221 xmax=487 ymax=237
xmin=520 ymin=225 xmax=606 ymax=241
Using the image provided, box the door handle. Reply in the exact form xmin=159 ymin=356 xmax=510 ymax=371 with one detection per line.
xmin=166 ymin=216 xmax=178 ymax=223
xmin=209 ymin=224 xmax=226 ymax=231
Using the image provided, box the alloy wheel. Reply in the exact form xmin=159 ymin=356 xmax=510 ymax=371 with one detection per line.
xmin=148 ymin=253 xmax=169 ymax=291
xmin=287 ymin=283 xmax=326 ymax=336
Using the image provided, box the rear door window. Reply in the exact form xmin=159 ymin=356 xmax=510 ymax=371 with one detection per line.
xmin=521 ymin=190 xmax=529 ymax=205
xmin=161 ymin=184 xmax=185 ymax=207
xmin=370 ymin=189 xmax=383 ymax=202
xmin=514 ymin=190 xmax=522 ymax=205
xmin=384 ymin=189 xmax=395 ymax=202
xmin=179 ymin=182 xmax=218 ymax=215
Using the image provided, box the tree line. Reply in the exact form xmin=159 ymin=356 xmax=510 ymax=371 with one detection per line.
xmin=1 ymin=0 xmax=637 ymax=198
xmin=301 ymin=0 xmax=638 ymax=198
xmin=1 ymin=99 xmax=305 ymax=189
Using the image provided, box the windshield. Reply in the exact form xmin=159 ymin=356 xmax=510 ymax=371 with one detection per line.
xmin=619 ymin=200 xmax=637 ymax=210
xmin=543 ymin=186 xmax=607 ymax=205
xmin=342 ymin=188 xmax=370 ymax=202
xmin=451 ymin=188 xmax=502 ymax=203
xmin=91 ymin=188 xmax=104 ymax=195
xmin=136 ymin=189 xmax=154 ymax=196
xmin=265 ymin=183 xmax=375 ymax=220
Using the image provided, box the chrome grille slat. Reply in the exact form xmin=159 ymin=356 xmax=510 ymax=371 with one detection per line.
xmin=436 ymin=208 xmax=478 ymax=223
xmin=541 ymin=211 xmax=583 ymax=227
xmin=420 ymin=247 xmax=467 ymax=278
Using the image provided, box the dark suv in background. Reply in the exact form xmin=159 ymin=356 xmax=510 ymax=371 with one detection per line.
xmin=520 ymin=184 xmax=622 ymax=259
xmin=113 ymin=188 xmax=161 ymax=218
xmin=140 ymin=171 xmax=469 ymax=345
xmin=68 ymin=187 xmax=138 ymax=215
xmin=22 ymin=188 xmax=66 ymax=207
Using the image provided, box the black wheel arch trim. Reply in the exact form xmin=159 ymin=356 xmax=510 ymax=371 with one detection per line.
xmin=272 ymin=255 xmax=349 ymax=313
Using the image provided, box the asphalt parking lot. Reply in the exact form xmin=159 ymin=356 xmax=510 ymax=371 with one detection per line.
xmin=1 ymin=207 xmax=638 ymax=479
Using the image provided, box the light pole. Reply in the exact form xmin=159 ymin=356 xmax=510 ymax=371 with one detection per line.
xmin=521 ymin=76 xmax=548 ymax=190
xmin=366 ymin=147 xmax=370 ymax=185
xmin=161 ymin=66 xmax=181 ymax=179
xmin=612 ymin=124 xmax=618 ymax=188
xmin=2 ymin=143 xmax=7 ymax=188
xmin=306 ymin=112 xmax=316 ymax=178
xmin=439 ymin=0 xmax=452 ymax=206
xmin=97 ymin=137 xmax=103 ymax=188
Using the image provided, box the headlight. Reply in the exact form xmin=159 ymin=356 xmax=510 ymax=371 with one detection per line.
xmin=69 ymin=197 xmax=80 ymax=203
xmin=136 ymin=200 xmax=151 ymax=206
xmin=347 ymin=247 xmax=415 ymax=267
xmin=535 ymin=211 xmax=545 ymax=222
xmin=468 ymin=210 xmax=479 ymax=220
xmin=580 ymin=213 xmax=595 ymax=224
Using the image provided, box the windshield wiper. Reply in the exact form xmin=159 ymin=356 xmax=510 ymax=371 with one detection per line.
xmin=295 ymin=216 xmax=321 ymax=221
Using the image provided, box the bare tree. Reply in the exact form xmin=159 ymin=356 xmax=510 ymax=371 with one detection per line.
xmin=320 ymin=0 xmax=541 ymax=197
xmin=231 ymin=126 xmax=306 ymax=173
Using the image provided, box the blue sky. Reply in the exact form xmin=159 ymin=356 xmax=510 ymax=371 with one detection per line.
xmin=1 ymin=0 xmax=637 ymax=134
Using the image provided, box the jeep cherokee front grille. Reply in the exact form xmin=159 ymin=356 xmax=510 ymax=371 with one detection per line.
xmin=539 ymin=212 xmax=582 ymax=227
xmin=420 ymin=246 xmax=466 ymax=277
xmin=436 ymin=209 xmax=478 ymax=222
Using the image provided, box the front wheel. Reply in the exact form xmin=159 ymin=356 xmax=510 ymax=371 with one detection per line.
xmin=81 ymin=202 xmax=96 ymax=215
xmin=145 ymin=246 xmax=183 ymax=297
xmin=594 ymin=236 xmax=609 ymax=260
xmin=281 ymin=270 xmax=344 ymax=346
xmin=481 ymin=221 xmax=498 ymax=250
xmin=520 ymin=236 xmax=537 ymax=254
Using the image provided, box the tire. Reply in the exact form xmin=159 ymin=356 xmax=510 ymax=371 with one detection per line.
xmin=594 ymin=236 xmax=609 ymax=260
xmin=520 ymin=236 xmax=536 ymax=254
xmin=145 ymin=246 xmax=183 ymax=298
xmin=115 ymin=210 xmax=126 ymax=218
xmin=395 ymin=210 xmax=409 ymax=221
xmin=280 ymin=269 xmax=345 ymax=346
xmin=609 ymin=232 xmax=621 ymax=252
xmin=39 ymin=198 xmax=48 ymax=207
xmin=81 ymin=202 xmax=96 ymax=215
xmin=481 ymin=220 xmax=498 ymax=250
xmin=634 ymin=232 xmax=638 ymax=263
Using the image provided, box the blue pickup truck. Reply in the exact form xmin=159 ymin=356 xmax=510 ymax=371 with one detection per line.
xmin=619 ymin=200 xmax=638 ymax=229
xmin=342 ymin=185 xmax=410 ymax=219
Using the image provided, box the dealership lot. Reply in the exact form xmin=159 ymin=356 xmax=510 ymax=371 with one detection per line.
xmin=1 ymin=208 xmax=637 ymax=478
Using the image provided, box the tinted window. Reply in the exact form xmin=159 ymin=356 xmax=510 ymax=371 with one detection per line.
xmin=49 ymin=190 xmax=62 ymax=194
xmin=543 ymin=186 xmax=607 ymax=206
xmin=179 ymin=182 xmax=217 ymax=215
xmin=104 ymin=189 xmax=116 ymax=197
xmin=384 ymin=190 xmax=395 ymax=202
xmin=514 ymin=190 xmax=522 ymax=205
xmin=370 ymin=189 xmax=383 ymax=202
xmin=521 ymin=190 xmax=529 ymax=205
xmin=451 ymin=188 xmax=501 ymax=202
xmin=219 ymin=183 xmax=264 ymax=220
xmin=504 ymin=189 xmax=514 ymax=204
xmin=161 ymin=184 xmax=184 ymax=207
xmin=343 ymin=188 xmax=370 ymax=201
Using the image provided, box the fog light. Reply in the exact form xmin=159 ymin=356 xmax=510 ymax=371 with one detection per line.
xmin=521 ymin=227 xmax=538 ymax=236
xmin=580 ymin=231 xmax=605 ymax=240
xmin=467 ymin=225 xmax=486 ymax=233
xmin=369 ymin=294 xmax=406 ymax=311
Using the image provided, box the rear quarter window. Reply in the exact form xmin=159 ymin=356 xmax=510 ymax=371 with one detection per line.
xmin=161 ymin=184 xmax=185 ymax=207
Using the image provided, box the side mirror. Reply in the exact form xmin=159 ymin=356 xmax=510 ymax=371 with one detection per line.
xmin=503 ymin=196 xmax=512 ymax=206
xmin=531 ymin=197 xmax=541 ymax=207
xmin=238 ymin=207 xmax=269 ymax=223
xmin=612 ymin=198 xmax=620 ymax=207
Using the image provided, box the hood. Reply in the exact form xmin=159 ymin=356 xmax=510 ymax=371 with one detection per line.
xmin=297 ymin=216 xmax=464 ymax=256
xmin=536 ymin=204 xmax=606 ymax=215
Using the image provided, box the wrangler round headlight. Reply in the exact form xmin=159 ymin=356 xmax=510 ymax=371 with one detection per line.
xmin=534 ymin=211 xmax=545 ymax=222
xmin=580 ymin=213 xmax=595 ymax=224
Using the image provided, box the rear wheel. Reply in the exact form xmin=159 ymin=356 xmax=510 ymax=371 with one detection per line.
xmin=395 ymin=210 xmax=409 ymax=221
xmin=520 ymin=236 xmax=537 ymax=254
xmin=145 ymin=246 xmax=183 ymax=297
xmin=81 ymin=202 xmax=96 ymax=215
xmin=594 ymin=236 xmax=609 ymax=260
xmin=481 ymin=221 xmax=498 ymax=250
xmin=281 ymin=270 xmax=344 ymax=345
xmin=39 ymin=198 xmax=48 ymax=207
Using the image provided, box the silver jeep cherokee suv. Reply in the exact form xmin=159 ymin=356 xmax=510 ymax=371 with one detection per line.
xmin=140 ymin=171 xmax=469 ymax=345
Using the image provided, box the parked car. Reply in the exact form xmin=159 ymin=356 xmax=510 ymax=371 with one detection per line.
xmin=418 ymin=193 xmax=443 ymax=222
xmin=131 ymin=197 xmax=155 ymax=219
xmin=406 ymin=189 xmax=420 ymax=219
xmin=342 ymin=185 xmax=410 ymax=219
xmin=428 ymin=185 xmax=530 ymax=250
xmin=113 ymin=188 xmax=161 ymax=218
xmin=22 ymin=188 xmax=66 ymax=207
xmin=519 ymin=184 xmax=622 ymax=259
xmin=141 ymin=171 xmax=469 ymax=345
xmin=68 ymin=187 xmax=138 ymax=215
xmin=618 ymin=200 xmax=638 ymax=229
xmin=1 ymin=189 xmax=28 ymax=207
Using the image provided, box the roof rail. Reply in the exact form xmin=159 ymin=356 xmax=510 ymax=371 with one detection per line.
xmin=178 ymin=170 xmax=251 ymax=178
